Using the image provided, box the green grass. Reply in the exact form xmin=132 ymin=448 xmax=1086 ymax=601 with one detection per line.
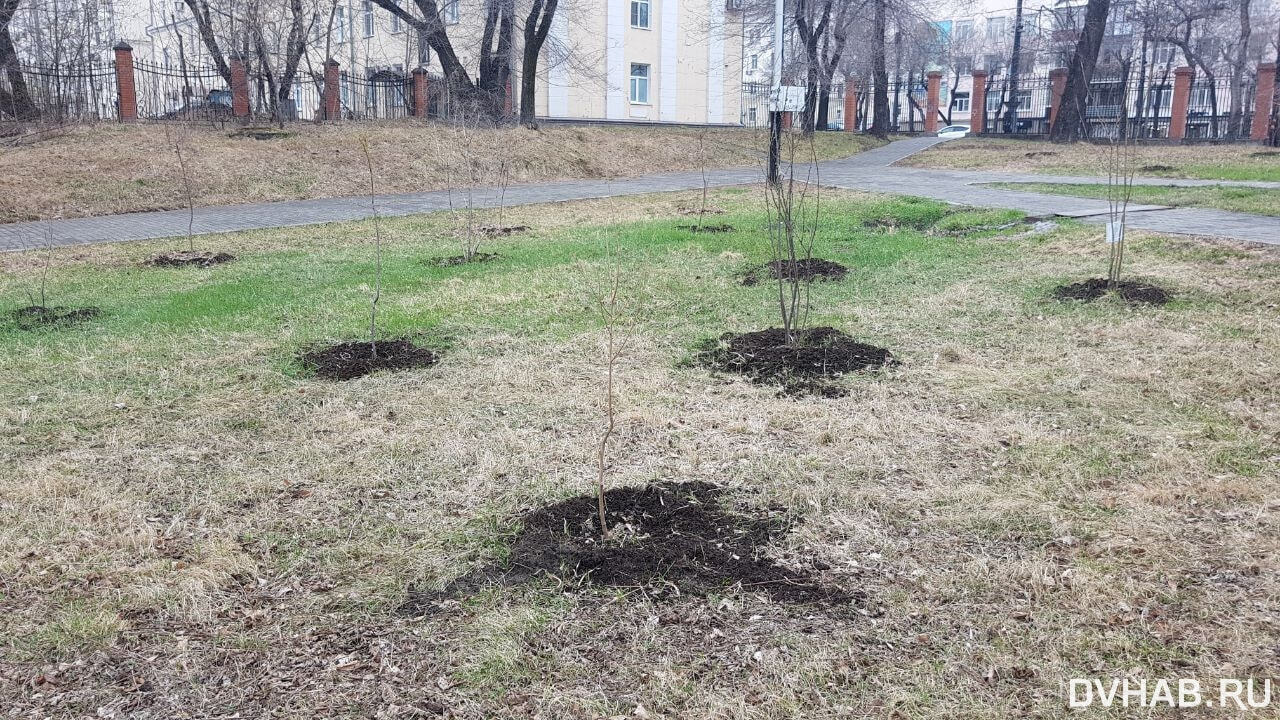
xmin=986 ymin=181 xmax=1280 ymax=216
xmin=2 ymin=188 xmax=1278 ymax=717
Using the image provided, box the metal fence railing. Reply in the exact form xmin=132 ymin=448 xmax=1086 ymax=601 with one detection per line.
xmin=134 ymin=59 xmax=231 ymax=122
xmin=1 ymin=62 xmax=117 ymax=129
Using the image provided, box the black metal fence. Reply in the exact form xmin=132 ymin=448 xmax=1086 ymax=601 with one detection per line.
xmin=1 ymin=62 xmax=117 ymax=128
xmin=134 ymin=59 xmax=231 ymax=122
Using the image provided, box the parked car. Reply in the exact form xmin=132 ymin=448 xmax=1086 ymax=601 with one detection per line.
xmin=159 ymin=89 xmax=233 ymax=120
xmin=937 ymin=124 xmax=970 ymax=139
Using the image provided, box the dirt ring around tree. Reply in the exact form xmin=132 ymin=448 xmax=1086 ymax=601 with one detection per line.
xmin=741 ymin=258 xmax=849 ymax=286
xmin=1052 ymin=278 xmax=1171 ymax=305
xmin=400 ymin=481 xmax=860 ymax=614
xmin=146 ymin=251 xmax=237 ymax=268
xmin=11 ymin=305 xmax=101 ymax=330
xmin=298 ymin=339 xmax=438 ymax=381
xmin=694 ymin=326 xmax=893 ymax=396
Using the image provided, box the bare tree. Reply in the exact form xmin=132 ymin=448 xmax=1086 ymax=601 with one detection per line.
xmin=1051 ymin=0 xmax=1112 ymax=141
xmin=166 ymin=124 xmax=197 ymax=254
xmin=518 ymin=0 xmax=557 ymax=127
xmin=593 ymin=256 xmax=623 ymax=540
xmin=360 ymin=136 xmax=385 ymax=358
xmin=0 ymin=0 xmax=38 ymax=121
xmin=1104 ymin=116 xmax=1136 ymax=288
xmin=764 ymin=128 xmax=820 ymax=344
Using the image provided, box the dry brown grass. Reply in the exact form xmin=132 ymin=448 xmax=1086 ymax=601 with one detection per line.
xmin=0 ymin=123 xmax=880 ymax=222
xmin=900 ymin=136 xmax=1280 ymax=181
xmin=1 ymin=190 xmax=1278 ymax=718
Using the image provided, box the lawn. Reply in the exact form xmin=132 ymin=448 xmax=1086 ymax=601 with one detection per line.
xmin=986 ymin=181 xmax=1280 ymax=217
xmin=0 ymin=123 xmax=883 ymax=223
xmin=901 ymin=136 xmax=1280 ymax=182
xmin=2 ymin=188 xmax=1279 ymax=718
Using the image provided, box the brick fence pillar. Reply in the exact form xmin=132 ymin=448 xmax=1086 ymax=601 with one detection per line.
xmin=113 ymin=42 xmax=137 ymax=122
xmin=1169 ymin=66 xmax=1194 ymax=140
xmin=970 ymin=70 xmax=987 ymax=134
xmin=1048 ymin=67 xmax=1068 ymax=129
xmin=323 ymin=59 xmax=341 ymax=121
xmin=844 ymin=76 xmax=857 ymax=132
xmin=1251 ymin=63 xmax=1276 ymax=141
xmin=229 ymin=53 xmax=250 ymax=120
xmin=925 ymin=71 xmax=942 ymax=133
xmin=412 ymin=67 xmax=429 ymax=118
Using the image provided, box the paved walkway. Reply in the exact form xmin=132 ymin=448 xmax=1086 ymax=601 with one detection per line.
xmin=2 ymin=135 xmax=1278 ymax=251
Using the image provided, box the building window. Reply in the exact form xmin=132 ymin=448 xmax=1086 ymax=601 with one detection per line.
xmin=629 ymin=63 xmax=649 ymax=103
xmin=1015 ymin=91 xmax=1032 ymax=111
xmin=953 ymin=92 xmax=970 ymax=112
xmin=363 ymin=0 xmax=374 ymax=37
xmin=630 ymin=0 xmax=649 ymax=28
xmin=442 ymin=0 xmax=459 ymax=23
xmin=417 ymin=29 xmax=431 ymax=65
xmin=955 ymin=56 xmax=973 ymax=75
xmin=335 ymin=6 xmax=348 ymax=42
xmin=748 ymin=107 xmax=757 ymax=123
xmin=953 ymin=19 xmax=973 ymax=40
xmin=391 ymin=0 xmax=402 ymax=32
xmin=750 ymin=54 xmax=758 ymax=70
xmin=985 ymin=16 xmax=1005 ymax=41
xmin=987 ymin=92 xmax=1002 ymax=112
xmin=1152 ymin=43 xmax=1175 ymax=65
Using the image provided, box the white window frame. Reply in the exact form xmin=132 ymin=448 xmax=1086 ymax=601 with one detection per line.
xmin=391 ymin=0 xmax=402 ymax=32
xmin=954 ymin=19 xmax=973 ymax=40
xmin=442 ymin=0 xmax=459 ymax=24
xmin=629 ymin=63 xmax=650 ymax=104
xmin=986 ymin=16 xmax=1005 ymax=41
xmin=335 ymin=5 xmax=348 ymax=43
xmin=630 ymin=0 xmax=650 ymax=29
xmin=986 ymin=92 xmax=1002 ymax=112
xmin=952 ymin=92 xmax=970 ymax=112
xmin=362 ymin=0 xmax=374 ymax=37
xmin=1015 ymin=91 xmax=1032 ymax=111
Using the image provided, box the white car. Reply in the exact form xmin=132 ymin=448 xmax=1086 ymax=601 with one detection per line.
xmin=937 ymin=124 xmax=970 ymax=139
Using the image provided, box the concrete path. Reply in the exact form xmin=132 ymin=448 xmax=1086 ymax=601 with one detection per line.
xmin=2 ymin=135 xmax=1278 ymax=251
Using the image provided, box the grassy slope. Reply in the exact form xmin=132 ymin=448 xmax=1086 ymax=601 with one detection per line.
xmin=900 ymin=136 xmax=1280 ymax=181
xmin=0 ymin=123 xmax=882 ymax=223
xmin=986 ymin=181 xmax=1280 ymax=217
xmin=2 ymin=190 xmax=1279 ymax=718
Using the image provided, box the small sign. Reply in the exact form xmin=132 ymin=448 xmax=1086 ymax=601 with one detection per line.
xmin=1106 ymin=221 xmax=1125 ymax=245
xmin=770 ymin=85 xmax=807 ymax=112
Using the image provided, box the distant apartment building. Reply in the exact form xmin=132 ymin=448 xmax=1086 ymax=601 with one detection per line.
xmin=116 ymin=0 xmax=744 ymax=124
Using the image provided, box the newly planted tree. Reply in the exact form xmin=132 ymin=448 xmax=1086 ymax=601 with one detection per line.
xmin=362 ymin=135 xmax=385 ymax=359
xmin=12 ymin=219 xmax=99 ymax=330
xmin=149 ymin=125 xmax=234 ymax=268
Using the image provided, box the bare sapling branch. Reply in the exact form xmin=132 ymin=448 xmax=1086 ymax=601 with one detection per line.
xmin=360 ymin=135 xmax=385 ymax=359
xmin=38 ymin=221 xmax=54 ymax=310
xmin=1104 ymin=97 xmax=1136 ymax=289
xmin=593 ymin=239 xmax=632 ymax=540
xmin=166 ymin=123 xmax=197 ymax=253
xmin=763 ymin=126 xmax=821 ymax=345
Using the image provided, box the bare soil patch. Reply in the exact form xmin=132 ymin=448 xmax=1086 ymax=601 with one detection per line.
xmin=695 ymin=326 xmax=892 ymax=396
xmin=146 ymin=251 xmax=237 ymax=268
xmin=676 ymin=223 xmax=734 ymax=233
xmin=402 ymin=481 xmax=855 ymax=613
xmin=433 ymin=252 xmax=501 ymax=267
xmin=1024 ymin=151 xmax=1058 ymax=158
xmin=1052 ymin=278 xmax=1171 ymax=305
xmin=11 ymin=305 xmax=100 ymax=330
xmin=476 ymin=224 xmax=529 ymax=236
xmin=741 ymin=258 xmax=849 ymax=286
xmin=298 ymin=339 xmax=438 ymax=381
xmin=1139 ymin=164 xmax=1177 ymax=172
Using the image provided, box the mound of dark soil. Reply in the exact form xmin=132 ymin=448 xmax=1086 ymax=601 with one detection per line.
xmin=147 ymin=251 xmax=236 ymax=268
xmin=680 ymin=206 xmax=726 ymax=216
xmin=1139 ymin=164 xmax=1177 ymax=172
xmin=1024 ymin=151 xmax=1059 ymax=158
xmin=231 ymin=127 xmax=296 ymax=141
xmin=299 ymin=339 xmax=438 ymax=381
xmin=434 ymin=252 xmax=500 ymax=267
xmin=742 ymin=258 xmax=849 ymax=286
xmin=676 ymin=223 xmax=734 ymax=233
xmin=1251 ymin=151 xmax=1280 ymax=158
xmin=402 ymin=481 xmax=855 ymax=613
xmin=477 ymin=225 xmax=529 ymax=236
xmin=695 ymin=326 xmax=891 ymax=396
xmin=1052 ymin=278 xmax=1171 ymax=305
xmin=12 ymin=305 xmax=100 ymax=330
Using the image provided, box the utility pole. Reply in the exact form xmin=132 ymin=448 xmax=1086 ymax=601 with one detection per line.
xmin=767 ymin=0 xmax=783 ymax=183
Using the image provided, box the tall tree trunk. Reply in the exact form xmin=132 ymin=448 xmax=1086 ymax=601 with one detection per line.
xmin=1049 ymin=0 xmax=1111 ymax=142
xmin=870 ymin=0 xmax=889 ymax=137
xmin=0 ymin=0 xmax=39 ymax=121
xmin=1227 ymin=0 xmax=1250 ymax=138
xmin=1002 ymin=0 xmax=1025 ymax=133
xmin=519 ymin=0 xmax=556 ymax=127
